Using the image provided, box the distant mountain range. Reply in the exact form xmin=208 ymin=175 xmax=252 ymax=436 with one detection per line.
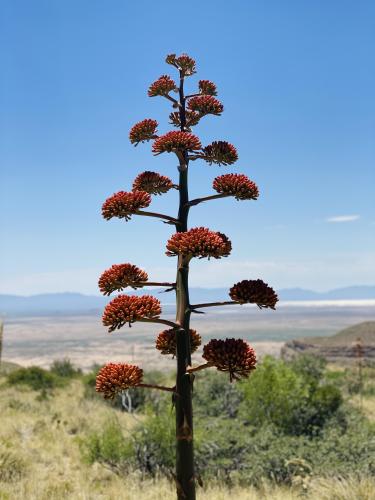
xmin=0 ymin=286 xmax=374 ymax=317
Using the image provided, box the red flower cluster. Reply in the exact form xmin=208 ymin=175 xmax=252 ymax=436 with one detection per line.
xmin=98 ymin=264 xmax=148 ymax=295
xmin=129 ymin=119 xmax=158 ymax=145
xmin=152 ymin=131 xmax=201 ymax=155
xmin=102 ymin=191 xmax=151 ymax=221
xmin=166 ymin=227 xmax=232 ymax=260
xmin=166 ymin=53 xmax=196 ymax=76
xmin=96 ymin=363 xmax=143 ymax=399
xmin=188 ymin=95 xmax=223 ymax=116
xmin=213 ymin=174 xmax=259 ymax=200
xmin=132 ymin=171 xmax=174 ymax=195
xmin=169 ymin=111 xmax=200 ymax=129
xmin=148 ymin=75 xmax=177 ymax=97
xmin=199 ymin=80 xmax=217 ymax=96
xmin=229 ymin=279 xmax=278 ymax=309
xmin=202 ymin=141 xmax=238 ymax=166
xmin=156 ymin=328 xmax=201 ymax=356
xmin=202 ymin=338 xmax=257 ymax=382
xmin=102 ymin=294 xmax=161 ymax=331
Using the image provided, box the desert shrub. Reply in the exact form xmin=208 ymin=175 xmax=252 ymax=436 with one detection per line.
xmin=0 ymin=449 xmax=27 ymax=482
xmin=193 ymin=371 xmax=244 ymax=418
xmin=7 ymin=366 xmax=62 ymax=392
xmin=288 ymin=354 xmax=326 ymax=387
xmin=238 ymin=356 xmax=343 ymax=435
xmin=50 ymin=358 xmax=81 ymax=378
xmin=81 ymin=419 xmax=133 ymax=474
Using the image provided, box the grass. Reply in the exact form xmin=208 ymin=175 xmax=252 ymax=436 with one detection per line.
xmin=0 ymin=369 xmax=375 ymax=499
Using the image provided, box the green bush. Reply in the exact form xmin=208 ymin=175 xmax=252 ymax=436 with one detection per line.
xmin=7 ymin=366 xmax=61 ymax=392
xmin=193 ymin=371 xmax=244 ymax=418
xmin=81 ymin=419 xmax=133 ymax=474
xmin=238 ymin=356 xmax=343 ymax=435
xmin=50 ymin=358 xmax=81 ymax=378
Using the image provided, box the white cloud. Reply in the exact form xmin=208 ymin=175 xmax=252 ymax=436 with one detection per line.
xmin=326 ymin=215 xmax=360 ymax=223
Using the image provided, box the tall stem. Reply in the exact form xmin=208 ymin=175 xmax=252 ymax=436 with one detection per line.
xmin=174 ymin=70 xmax=196 ymax=500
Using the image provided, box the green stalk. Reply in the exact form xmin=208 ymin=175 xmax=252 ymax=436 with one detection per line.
xmin=174 ymin=70 xmax=196 ymax=500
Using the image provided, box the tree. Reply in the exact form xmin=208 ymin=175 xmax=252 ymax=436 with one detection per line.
xmin=95 ymin=53 xmax=278 ymax=500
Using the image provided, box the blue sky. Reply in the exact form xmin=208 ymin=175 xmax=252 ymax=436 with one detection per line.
xmin=0 ymin=0 xmax=374 ymax=295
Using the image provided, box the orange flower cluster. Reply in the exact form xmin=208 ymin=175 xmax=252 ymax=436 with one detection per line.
xmin=169 ymin=110 xmax=200 ymax=129
xmin=152 ymin=131 xmax=201 ymax=155
xmin=102 ymin=294 xmax=161 ymax=331
xmin=156 ymin=328 xmax=201 ymax=356
xmin=202 ymin=141 xmax=238 ymax=166
xmin=129 ymin=119 xmax=158 ymax=145
xmin=213 ymin=174 xmax=259 ymax=200
xmin=96 ymin=363 xmax=143 ymax=399
xmin=229 ymin=279 xmax=278 ymax=309
xmin=98 ymin=263 xmax=148 ymax=295
xmin=102 ymin=191 xmax=151 ymax=221
xmin=188 ymin=95 xmax=223 ymax=116
xmin=166 ymin=53 xmax=196 ymax=76
xmin=202 ymin=338 xmax=257 ymax=381
xmin=198 ymin=80 xmax=217 ymax=96
xmin=166 ymin=227 xmax=232 ymax=260
xmin=132 ymin=171 xmax=174 ymax=195
xmin=148 ymin=75 xmax=177 ymax=97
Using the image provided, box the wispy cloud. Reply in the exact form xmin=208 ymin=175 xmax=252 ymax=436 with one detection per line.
xmin=326 ymin=215 xmax=360 ymax=223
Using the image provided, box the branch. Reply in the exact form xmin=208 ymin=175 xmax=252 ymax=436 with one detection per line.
xmin=186 ymin=363 xmax=212 ymax=374
xmin=135 ymin=210 xmax=180 ymax=225
xmin=187 ymin=193 xmax=230 ymax=207
xmin=190 ymin=301 xmax=238 ymax=310
xmin=140 ymin=281 xmax=176 ymax=288
xmin=164 ymin=94 xmax=180 ymax=107
xmin=185 ymin=93 xmax=200 ymax=99
xmin=139 ymin=317 xmax=180 ymax=329
xmin=138 ymin=383 xmax=176 ymax=393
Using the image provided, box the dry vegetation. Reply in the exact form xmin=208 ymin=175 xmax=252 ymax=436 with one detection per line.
xmin=0 ymin=362 xmax=374 ymax=500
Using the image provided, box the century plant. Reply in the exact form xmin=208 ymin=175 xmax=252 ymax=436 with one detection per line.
xmin=96 ymin=53 xmax=278 ymax=500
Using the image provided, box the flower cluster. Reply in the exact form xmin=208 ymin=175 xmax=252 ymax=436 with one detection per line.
xmin=156 ymin=328 xmax=201 ymax=356
xmin=152 ymin=131 xmax=201 ymax=155
xmin=213 ymin=174 xmax=259 ymax=200
xmin=102 ymin=294 xmax=161 ymax=331
xmin=198 ymin=80 xmax=217 ymax=96
xmin=169 ymin=111 xmax=200 ymax=129
xmin=202 ymin=338 xmax=257 ymax=381
xmin=166 ymin=227 xmax=232 ymax=260
xmin=187 ymin=96 xmax=223 ymax=116
xmin=129 ymin=119 xmax=158 ymax=145
xmin=102 ymin=191 xmax=151 ymax=221
xmin=148 ymin=75 xmax=177 ymax=97
xmin=229 ymin=279 xmax=278 ymax=309
xmin=166 ymin=53 xmax=196 ymax=76
xmin=202 ymin=141 xmax=238 ymax=166
xmin=98 ymin=264 xmax=148 ymax=295
xmin=96 ymin=363 xmax=143 ymax=399
xmin=132 ymin=171 xmax=174 ymax=195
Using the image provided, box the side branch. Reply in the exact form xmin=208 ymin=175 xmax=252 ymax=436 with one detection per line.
xmin=135 ymin=210 xmax=180 ymax=225
xmin=187 ymin=193 xmax=230 ymax=207
xmin=140 ymin=281 xmax=176 ymax=288
xmin=190 ymin=300 xmax=238 ymax=310
xmin=139 ymin=317 xmax=180 ymax=329
xmin=164 ymin=94 xmax=180 ymax=107
xmin=138 ymin=383 xmax=176 ymax=393
xmin=186 ymin=363 xmax=212 ymax=374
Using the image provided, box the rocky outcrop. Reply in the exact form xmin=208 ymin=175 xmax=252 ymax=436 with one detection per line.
xmin=281 ymin=339 xmax=375 ymax=362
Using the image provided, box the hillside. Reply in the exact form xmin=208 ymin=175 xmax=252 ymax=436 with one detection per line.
xmin=282 ymin=322 xmax=375 ymax=361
